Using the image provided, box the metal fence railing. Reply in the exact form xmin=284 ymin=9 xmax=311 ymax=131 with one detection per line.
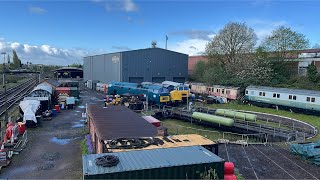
xmin=162 ymin=121 xmax=268 ymax=145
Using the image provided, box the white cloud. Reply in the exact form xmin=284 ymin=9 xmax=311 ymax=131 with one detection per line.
xmin=169 ymin=38 xmax=209 ymax=56
xmin=246 ymin=19 xmax=288 ymax=43
xmin=122 ymin=0 xmax=138 ymax=12
xmin=104 ymin=0 xmax=138 ymax=12
xmin=0 ymin=37 xmax=105 ymax=65
xmin=29 ymin=6 xmax=47 ymax=14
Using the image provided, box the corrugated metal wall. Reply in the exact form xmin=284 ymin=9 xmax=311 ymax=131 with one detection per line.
xmin=122 ymin=48 xmax=188 ymax=83
xmin=84 ymin=48 xmax=188 ymax=83
xmin=83 ymin=53 xmax=121 ymax=83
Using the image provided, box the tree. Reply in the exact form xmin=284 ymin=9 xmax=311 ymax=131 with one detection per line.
xmin=307 ymin=62 xmax=318 ymax=83
xmin=192 ymin=61 xmax=207 ymax=81
xmin=12 ymin=50 xmax=22 ymax=69
xmin=7 ymin=54 xmax=10 ymax=64
xmin=205 ymin=22 xmax=257 ymax=65
xmin=313 ymin=43 xmax=320 ymax=49
xmin=261 ymin=26 xmax=309 ymax=58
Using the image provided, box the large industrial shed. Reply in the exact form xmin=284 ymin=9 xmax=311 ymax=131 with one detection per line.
xmin=83 ymin=48 xmax=188 ymax=83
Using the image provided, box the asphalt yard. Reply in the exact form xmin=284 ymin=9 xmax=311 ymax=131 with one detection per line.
xmin=0 ymin=87 xmax=105 ymax=179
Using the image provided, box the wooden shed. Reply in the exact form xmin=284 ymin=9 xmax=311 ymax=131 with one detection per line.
xmin=87 ymin=105 xmax=158 ymax=154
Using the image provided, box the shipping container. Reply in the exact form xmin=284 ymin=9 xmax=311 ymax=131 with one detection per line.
xmin=142 ymin=116 xmax=161 ymax=127
xmin=82 ymin=146 xmax=224 ymax=179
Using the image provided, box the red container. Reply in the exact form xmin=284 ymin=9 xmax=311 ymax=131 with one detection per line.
xmin=55 ymin=105 xmax=61 ymax=113
xmin=6 ymin=122 xmax=14 ymax=138
xmin=18 ymin=123 xmax=26 ymax=135
xmin=224 ymin=162 xmax=235 ymax=174
xmin=224 ymin=174 xmax=236 ymax=180
xmin=142 ymin=116 xmax=161 ymax=127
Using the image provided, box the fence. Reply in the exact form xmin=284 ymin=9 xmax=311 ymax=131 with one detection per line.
xmin=162 ymin=121 xmax=268 ymax=145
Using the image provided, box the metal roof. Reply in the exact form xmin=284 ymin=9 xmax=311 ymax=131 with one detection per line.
xmin=87 ymin=105 xmax=157 ymax=140
xmin=31 ymin=83 xmax=53 ymax=94
xmin=84 ymin=47 xmax=188 ymax=58
xmin=43 ymin=79 xmax=61 ymax=87
xmin=53 ymin=67 xmax=83 ymax=71
xmin=162 ymin=81 xmax=182 ymax=87
xmin=82 ymin=146 xmax=224 ymax=176
xmin=247 ymin=86 xmax=320 ymax=96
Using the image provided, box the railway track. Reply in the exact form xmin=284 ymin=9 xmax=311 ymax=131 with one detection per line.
xmin=0 ymin=78 xmax=38 ymax=117
xmin=158 ymin=106 xmax=315 ymax=140
xmin=219 ymin=144 xmax=320 ymax=179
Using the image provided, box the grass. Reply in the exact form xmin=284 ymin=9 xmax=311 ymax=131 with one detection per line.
xmin=162 ymin=119 xmax=221 ymax=141
xmin=162 ymin=119 xmax=265 ymax=143
xmin=0 ymin=78 xmax=27 ymax=90
xmin=80 ymin=139 xmax=88 ymax=155
xmin=204 ymin=102 xmax=320 ymax=141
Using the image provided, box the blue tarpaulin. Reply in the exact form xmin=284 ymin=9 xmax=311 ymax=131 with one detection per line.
xmin=290 ymin=140 xmax=320 ymax=166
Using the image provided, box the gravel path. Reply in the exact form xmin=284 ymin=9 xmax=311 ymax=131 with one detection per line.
xmin=0 ymin=86 xmax=105 ymax=179
xmin=219 ymin=143 xmax=320 ymax=179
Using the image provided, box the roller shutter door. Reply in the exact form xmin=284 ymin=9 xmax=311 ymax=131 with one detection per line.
xmin=129 ymin=77 xmax=144 ymax=83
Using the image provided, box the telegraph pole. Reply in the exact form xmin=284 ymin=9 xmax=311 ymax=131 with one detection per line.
xmin=1 ymin=52 xmax=8 ymax=126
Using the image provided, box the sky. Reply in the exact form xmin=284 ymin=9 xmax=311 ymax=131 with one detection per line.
xmin=0 ymin=0 xmax=319 ymax=65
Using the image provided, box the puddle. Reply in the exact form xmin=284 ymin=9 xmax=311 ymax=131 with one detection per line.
xmin=78 ymin=105 xmax=85 ymax=109
xmin=50 ymin=137 xmax=72 ymax=145
xmin=1 ymin=166 xmax=36 ymax=177
xmin=72 ymin=122 xmax=85 ymax=128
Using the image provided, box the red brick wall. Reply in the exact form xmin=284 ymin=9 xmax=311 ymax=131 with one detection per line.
xmin=188 ymin=56 xmax=207 ymax=74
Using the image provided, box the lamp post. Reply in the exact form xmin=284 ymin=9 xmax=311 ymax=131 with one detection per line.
xmin=1 ymin=52 xmax=6 ymax=86
xmin=1 ymin=52 xmax=8 ymax=126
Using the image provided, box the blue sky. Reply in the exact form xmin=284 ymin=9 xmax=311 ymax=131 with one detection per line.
xmin=0 ymin=0 xmax=319 ymax=65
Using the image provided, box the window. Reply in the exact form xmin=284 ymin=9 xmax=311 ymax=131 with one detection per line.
xmin=289 ymin=95 xmax=292 ymax=99
xmin=222 ymin=89 xmax=225 ymax=94
xmin=263 ymin=92 xmax=266 ymax=96
xmin=207 ymin=87 xmax=210 ymax=91
xmin=307 ymin=97 xmax=310 ymax=102
xmin=179 ymin=87 xmax=183 ymax=90
xmin=226 ymin=90 xmax=230 ymax=95
xmin=259 ymin=92 xmax=262 ymax=96
xmin=311 ymin=97 xmax=315 ymax=102
xmin=217 ymin=89 xmax=220 ymax=93
xmin=277 ymin=94 xmax=280 ymax=98
xmin=293 ymin=96 xmax=297 ymax=100
xmin=245 ymin=90 xmax=248 ymax=94
xmin=273 ymin=93 xmax=276 ymax=98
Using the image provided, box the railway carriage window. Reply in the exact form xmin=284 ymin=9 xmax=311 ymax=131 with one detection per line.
xmin=245 ymin=90 xmax=248 ymax=94
xmin=293 ymin=96 xmax=297 ymax=100
xmin=277 ymin=94 xmax=280 ymax=98
xmin=226 ymin=90 xmax=230 ymax=94
xmin=311 ymin=97 xmax=315 ymax=102
xmin=217 ymin=89 xmax=220 ymax=93
xmin=307 ymin=97 xmax=310 ymax=102
xmin=289 ymin=95 xmax=292 ymax=99
xmin=273 ymin=93 xmax=276 ymax=98
xmin=263 ymin=92 xmax=265 ymax=96
xmin=259 ymin=92 xmax=263 ymax=96
xmin=222 ymin=89 xmax=225 ymax=94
